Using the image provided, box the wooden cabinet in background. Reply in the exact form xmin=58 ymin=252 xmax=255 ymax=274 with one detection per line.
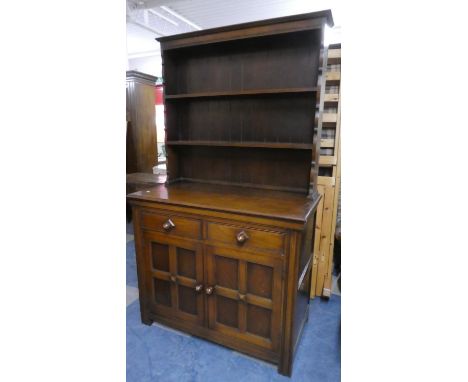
xmin=126 ymin=71 xmax=158 ymax=173
xmin=128 ymin=10 xmax=333 ymax=376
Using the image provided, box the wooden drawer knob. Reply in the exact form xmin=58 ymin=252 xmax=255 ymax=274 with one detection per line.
xmin=236 ymin=230 xmax=249 ymax=244
xmin=205 ymin=286 xmax=214 ymax=295
xmin=163 ymin=219 xmax=175 ymax=231
xmin=195 ymin=284 xmax=203 ymax=293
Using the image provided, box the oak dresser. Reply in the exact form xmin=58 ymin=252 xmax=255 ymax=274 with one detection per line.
xmin=127 ymin=10 xmax=333 ymax=376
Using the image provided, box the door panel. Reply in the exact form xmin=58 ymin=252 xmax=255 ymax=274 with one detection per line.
xmin=176 ymin=247 xmax=197 ymax=279
xmin=247 ymin=305 xmax=271 ymax=338
xmin=247 ymin=262 xmax=273 ymax=298
xmin=153 ymin=278 xmax=172 ymax=307
xmin=151 ymin=242 xmax=170 ymax=272
xmin=215 ymin=256 xmax=239 ymax=290
xmin=178 ymin=284 xmax=198 ymax=315
xmin=143 ymin=231 xmax=204 ymax=326
xmin=205 ymin=245 xmax=283 ymax=352
xmin=216 ymin=295 xmax=239 ymax=328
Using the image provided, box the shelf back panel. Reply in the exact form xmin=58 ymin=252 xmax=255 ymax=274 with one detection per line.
xmin=171 ymin=146 xmax=311 ymax=193
xmin=166 ymin=94 xmax=316 ymax=144
xmin=164 ymin=30 xmax=321 ymax=95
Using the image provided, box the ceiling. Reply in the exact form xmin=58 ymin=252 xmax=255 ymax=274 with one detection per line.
xmin=127 ymin=0 xmax=341 ymax=58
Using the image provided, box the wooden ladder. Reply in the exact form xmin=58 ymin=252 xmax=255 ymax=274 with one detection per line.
xmin=311 ymin=43 xmax=341 ymax=298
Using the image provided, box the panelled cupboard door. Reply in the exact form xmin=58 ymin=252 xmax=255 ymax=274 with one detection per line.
xmin=142 ymin=231 xmax=204 ymax=326
xmin=205 ymin=245 xmax=284 ymax=353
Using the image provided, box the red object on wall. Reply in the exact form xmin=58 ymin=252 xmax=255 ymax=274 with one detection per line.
xmin=155 ymin=85 xmax=164 ymax=105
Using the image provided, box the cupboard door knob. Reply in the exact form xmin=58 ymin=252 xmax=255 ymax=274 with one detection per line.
xmin=195 ymin=284 xmax=203 ymax=293
xmin=205 ymin=286 xmax=214 ymax=295
xmin=170 ymin=275 xmax=177 ymax=283
xmin=236 ymin=231 xmax=249 ymax=244
xmin=163 ymin=219 xmax=175 ymax=231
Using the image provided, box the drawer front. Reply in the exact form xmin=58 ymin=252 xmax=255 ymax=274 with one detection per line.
xmin=141 ymin=210 xmax=201 ymax=239
xmin=206 ymin=222 xmax=285 ymax=254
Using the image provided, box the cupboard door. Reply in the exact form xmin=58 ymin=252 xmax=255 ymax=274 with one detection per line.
xmin=143 ymin=231 xmax=204 ymax=326
xmin=205 ymin=245 xmax=283 ymax=352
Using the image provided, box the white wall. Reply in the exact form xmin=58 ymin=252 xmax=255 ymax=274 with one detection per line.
xmin=127 ymin=55 xmax=162 ymax=78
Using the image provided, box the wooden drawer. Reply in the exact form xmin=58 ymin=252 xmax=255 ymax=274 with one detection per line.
xmin=206 ymin=221 xmax=285 ymax=254
xmin=140 ymin=210 xmax=201 ymax=239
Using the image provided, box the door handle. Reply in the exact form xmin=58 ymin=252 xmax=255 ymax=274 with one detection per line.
xmin=205 ymin=286 xmax=214 ymax=295
xmin=163 ymin=219 xmax=175 ymax=231
xmin=236 ymin=230 xmax=249 ymax=244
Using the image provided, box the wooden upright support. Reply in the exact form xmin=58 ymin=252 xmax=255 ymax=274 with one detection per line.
xmin=311 ymin=44 xmax=341 ymax=298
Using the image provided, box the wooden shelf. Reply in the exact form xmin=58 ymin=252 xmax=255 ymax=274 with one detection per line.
xmin=314 ymin=113 xmax=337 ymax=124
xmin=326 ymin=48 xmax=341 ymax=64
xmin=324 ymin=93 xmax=339 ymax=103
xmin=165 ymin=87 xmax=318 ymax=100
xmin=166 ymin=140 xmax=313 ymax=150
xmin=322 ymin=113 xmax=338 ymax=123
xmin=319 ymin=155 xmax=337 ymax=166
xmin=317 ymin=175 xmax=336 ymax=186
xmin=320 ymin=139 xmax=335 ymax=148
xmin=328 ymin=48 xmax=341 ymax=59
xmin=325 ymin=72 xmax=341 ymax=82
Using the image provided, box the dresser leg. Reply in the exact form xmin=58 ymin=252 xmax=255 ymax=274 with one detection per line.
xmin=278 ymin=360 xmax=293 ymax=377
xmin=278 ymin=352 xmax=293 ymax=377
xmin=141 ymin=315 xmax=153 ymax=326
xmin=140 ymin=305 xmax=153 ymax=326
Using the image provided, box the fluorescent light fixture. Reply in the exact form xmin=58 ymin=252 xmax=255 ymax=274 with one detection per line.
xmin=149 ymin=9 xmax=178 ymax=26
xmin=160 ymin=5 xmax=202 ymax=30
xmin=127 ymin=16 xmax=166 ymax=37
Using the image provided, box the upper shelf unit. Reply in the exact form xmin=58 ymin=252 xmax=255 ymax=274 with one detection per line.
xmin=157 ymin=11 xmax=331 ymax=194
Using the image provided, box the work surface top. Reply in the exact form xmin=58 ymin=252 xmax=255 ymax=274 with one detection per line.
xmin=127 ymin=181 xmax=320 ymax=224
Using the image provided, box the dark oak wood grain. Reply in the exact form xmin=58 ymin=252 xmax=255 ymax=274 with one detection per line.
xmin=165 ymin=94 xmax=316 ymax=147
xmin=128 ymin=182 xmax=319 ymax=224
xmin=128 ymin=10 xmax=332 ymax=377
xmin=166 ymin=141 xmax=313 ymax=150
xmin=164 ymin=87 xmax=317 ymax=99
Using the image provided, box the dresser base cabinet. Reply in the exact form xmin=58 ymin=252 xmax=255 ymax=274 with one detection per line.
xmin=129 ymin=182 xmax=320 ymax=376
